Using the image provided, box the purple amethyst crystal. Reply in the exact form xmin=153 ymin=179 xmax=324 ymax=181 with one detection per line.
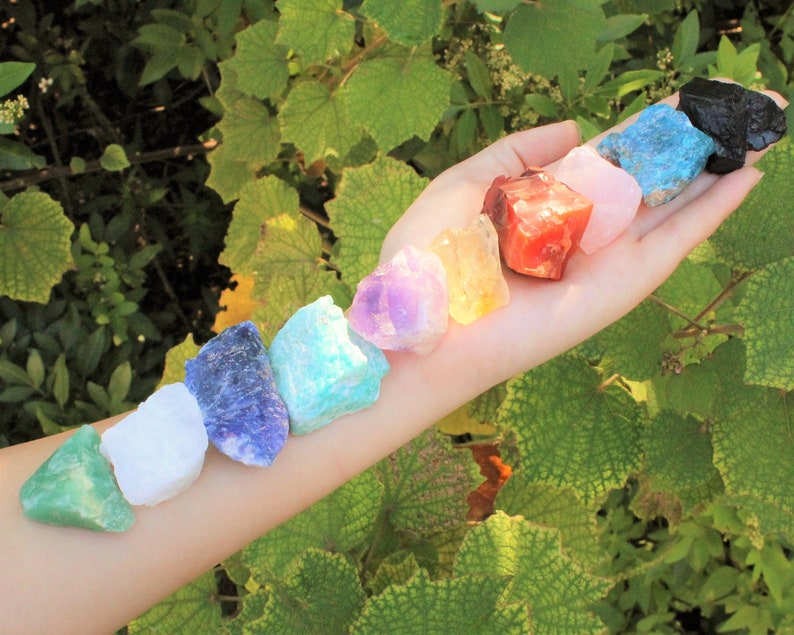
xmin=185 ymin=321 xmax=289 ymax=466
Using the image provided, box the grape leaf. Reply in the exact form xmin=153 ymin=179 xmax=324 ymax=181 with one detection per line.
xmin=206 ymin=142 xmax=256 ymax=204
xmin=0 ymin=191 xmax=74 ymax=303
xmin=360 ymin=0 xmax=443 ymax=46
xmin=734 ymin=258 xmax=794 ymax=390
xmin=503 ymin=0 xmax=607 ymax=78
xmin=223 ymin=587 xmax=269 ymax=635
xmin=712 ymin=341 xmax=794 ymax=528
xmin=711 ymin=136 xmax=794 ymax=270
xmin=222 ymin=19 xmax=288 ymax=100
xmin=350 ymin=568 xmax=529 ymax=634
xmin=454 ymin=511 xmax=610 ymax=634
xmin=279 ymin=81 xmax=362 ymax=165
xmin=638 ymin=410 xmax=722 ymax=517
xmin=497 ymin=354 xmax=643 ymax=505
xmin=157 ymin=334 xmax=200 ymax=387
xmin=220 ymin=176 xmax=299 ymax=275
xmin=577 ymin=298 xmax=672 ymax=381
xmin=374 ymin=427 xmax=478 ymax=535
xmin=346 ymin=51 xmax=452 ymax=152
xmin=722 ymin=494 xmax=794 ymax=542
xmin=251 ymin=550 xmax=366 ymax=634
xmin=127 ymin=569 xmax=222 ymax=634
xmin=654 ymin=257 xmax=725 ymax=327
xmin=276 ymin=0 xmax=355 ymax=66
xmin=242 ymin=470 xmax=383 ymax=580
xmin=326 ymin=155 xmax=428 ymax=284
xmin=653 ymin=360 xmax=720 ymax=418
xmin=212 ymin=274 xmax=258 ymax=333
xmin=495 ymin=473 xmax=604 ymax=570
xmin=216 ymin=96 xmax=280 ymax=165
xmin=367 ymin=551 xmax=420 ymax=597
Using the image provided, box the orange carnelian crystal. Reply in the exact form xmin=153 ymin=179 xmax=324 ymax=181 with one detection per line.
xmin=482 ymin=168 xmax=593 ymax=280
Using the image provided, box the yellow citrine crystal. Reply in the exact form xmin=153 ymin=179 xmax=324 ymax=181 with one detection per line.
xmin=430 ymin=214 xmax=510 ymax=325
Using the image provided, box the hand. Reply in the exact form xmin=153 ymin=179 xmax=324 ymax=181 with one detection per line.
xmin=380 ymin=91 xmax=785 ymax=387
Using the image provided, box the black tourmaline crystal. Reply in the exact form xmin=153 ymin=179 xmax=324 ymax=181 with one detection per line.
xmin=678 ymin=77 xmax=787 ymax=174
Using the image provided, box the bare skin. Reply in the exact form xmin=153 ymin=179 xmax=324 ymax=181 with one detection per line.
xmin=0 ymin=89 xmax=784 ymax=634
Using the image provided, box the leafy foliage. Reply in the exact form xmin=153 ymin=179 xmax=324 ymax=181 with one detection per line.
xmin=3 ymin=1 xmax=794 ymax=633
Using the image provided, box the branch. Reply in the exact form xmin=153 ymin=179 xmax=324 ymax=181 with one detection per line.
xmin=0 ymin=139 xmax=219 ymax=193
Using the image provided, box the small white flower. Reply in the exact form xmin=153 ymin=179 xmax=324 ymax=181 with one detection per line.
xmin=38 ymin=77 xmax=53 ymax=94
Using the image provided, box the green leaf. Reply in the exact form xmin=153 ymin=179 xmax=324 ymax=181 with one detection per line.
xmin=497 ymin=354 xmax=643 ymax=505
xmin=51 ymin=353 xmax=69 ymax=409
xmin=99 ymin=144 xmax=130 ymax=172
xmin=276 ymin=0 xmax=355 ymax=66
xmin=672 ymin=10 xmax=700 ymax=70
xmin=0 ymin=62 xmax=35 ymax=97
xmin=0 ymin=191 xmax=74 ymax=303
xmin=367 ymin=551 xmax=420 ymax=596
xmin=127 ymin=569 xmax=222 ymax=634
xmin=735 ymin=258 xmax=794 ymax=390
xmin=279 ymin=81 xmax=362 ymax=165
xmin=251 ymin=550 xmax=366 ymax=634
xmin=108 ymin=361 xmax=132 ymax=402
xmin=654 ymin=361 xmax=720 ymax=418
xmin=350 ymin=568 xmax=528 ymax=634
xmin=495 ymin=473 xmax=604 ymax=570
xmin=206 ymin=143 xmax=256 ymax=204
xmin=524 ymin=93 xmax=559 ymax=118
xmin=594 ymin=69 xmax=665 ymax=99
xmin=360 ymin=0 xmax=443 ymax=47
xmin=454 ymin=512 xmax=610 ymax=634
xmin=504 ymin=0 xmax=606 ymax=78
xmin=597 ymin=14 xmax=647 ymax=42
xmin=26 ymin=349 xmax=44 ymax=390
xmin=243 ymin=470 xmax=382 ymax=580
xmin=471 ymin=0 xmax=520 ymax=12
xmin=464 ymin=50 xmax=493 ymax=99
xmin=374 ymin=428 xmax=477 ymax=535
xmin=220 ymin=176 xmax=299 ymax=275
xmin=327 ymin=155 xmax=428 ymax=285
xmin=216 ymin=96 xmax=281 ymax=165
xmin=69 ymin=156 xmax=86 ymax=174
xmin=158 ymin=334 xmax=201 ymax=388
xmin=640 ymin=410 xmax=722 ymax=515
xmin=712 ymin=341 xmax=794 ymax=528
xmin=654 ymin=258 xmax=724 ymax=329
xmin=578 ymin=299 xmax=672 ymax=381
xmin=222 ymin=19 xmax=288 ymax=100
xmin=584 ymin=44 xmax=614 ymax=92
xmin=346 ymin=51 xmax=451 ymax=152
xmin=712 ymin=137 xmax=794 ymax=271
xmin=0 ymin=138 xmax=46 ymax=171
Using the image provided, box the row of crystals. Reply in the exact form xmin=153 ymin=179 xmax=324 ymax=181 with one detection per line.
xmin=19 ymin=80 xmax=786 ymax=532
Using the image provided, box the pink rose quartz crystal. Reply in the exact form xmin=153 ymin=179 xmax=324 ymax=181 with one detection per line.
xmin=347 ymin=245 xmax=449 ymax=355
xmin=551 ymin=144 xmax=642 ymax=254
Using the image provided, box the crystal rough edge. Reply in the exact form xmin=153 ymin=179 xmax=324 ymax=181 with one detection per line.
xmin=347 ymin=245 xmax=449 ymax=354
xmin=677 ymin=77 xmax=787 ymax=174
xmin=429 ymin=214 xmax=510 ymax=324
xmin=269 ymin=295 xmax=390 ymax=435
xmin=185 ymin=321 xmax=289 ymax=467
xmin=100 ymin=383 xmax=208 ymax=506
xmin=20 ymin=425 xmax=135 ymax=532
xmin=551 ymin=145 xmax=642 ymax=254
xmin=481 ymin=168 xmax=593 ymax=280
xmin=597 ymin=103 xmax=716 ymax=206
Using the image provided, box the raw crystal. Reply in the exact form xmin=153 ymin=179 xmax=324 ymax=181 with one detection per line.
xmin=677 ymin=77 xmax=787 ymax=173
xmin=269 ymin=295 xmax=390 ymax=435
xmin=347 ymin=245 xmax=449 ymax=353
xmin=429 ymin=214 xmax=510 ymax=324
xmin=481 ymin=168 xmax=593 ymax=280
xmin=551 ymin=144 xmax=642 ymax=254
xmin=100 ymin=383 xmax=208 ymax=506
xmin=185 ymin=321 xmax=288 ymax=466
xmin=20 ymin=425 xmax=135 ymax=532
xmin=597 ymin=103 xmax=716 ymax=206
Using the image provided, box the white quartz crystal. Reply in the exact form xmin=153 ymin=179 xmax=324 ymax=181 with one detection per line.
xmin=100 ymin=382 xmax=208 ymax=506
xmin=552 ymin=144 xmax=643 ymax=254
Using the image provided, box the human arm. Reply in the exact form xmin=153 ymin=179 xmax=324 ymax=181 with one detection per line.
xmin=0 ymin=97 xmax=780 ymax=634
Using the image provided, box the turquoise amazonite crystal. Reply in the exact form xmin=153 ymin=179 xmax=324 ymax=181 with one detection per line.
xmin=597 ymin=103 xmax=716 ymax=206
xmin=20 ymin=425 xmax=135 ymax=532
xmin=269 ymin=295 xmax=390 ymax=435
xmin=185 ymin=321 xmax=288 ymax=467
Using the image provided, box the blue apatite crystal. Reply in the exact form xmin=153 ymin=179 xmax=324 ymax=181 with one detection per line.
xmin=185 ymin=321 xmax=288 ymax=466
xmin=269 ymin=295 xmax=390 ymax=435
xmin=597 ymin=103 xmax=716 ymax=206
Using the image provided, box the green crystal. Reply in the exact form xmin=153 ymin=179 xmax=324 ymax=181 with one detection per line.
xmin=20 ymin=425 xmax=135 ymax=532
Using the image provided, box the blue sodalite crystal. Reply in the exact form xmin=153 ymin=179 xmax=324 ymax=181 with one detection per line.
xmin=597 ymin=103 xmax=716 ymax=206
xmin=185 ymin=321 xmax=288 ymax=466
xmin=269 ymin=295 xmax=390 ymax=435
